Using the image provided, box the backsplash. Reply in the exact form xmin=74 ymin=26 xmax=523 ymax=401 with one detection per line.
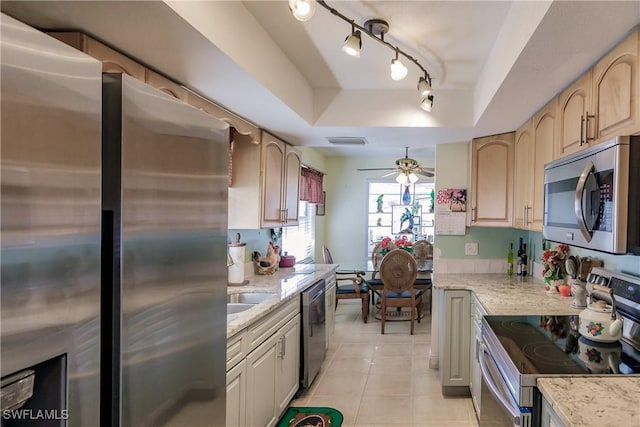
xmin=434 ymin=258 xmax=544 ymax=278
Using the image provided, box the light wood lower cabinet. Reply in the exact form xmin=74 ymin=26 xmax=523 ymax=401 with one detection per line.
xmin=226 ymin=299 xmax=300 ymax=427
xmin=541 ymin=396 xmax=567 ymax=427
xmin=439 ymin=290 xmax=471 ymax=390
xmin=226 ymin=360 xmax=247 ymax=427
xmin=325 ymin=274 xmax=337 ymax=345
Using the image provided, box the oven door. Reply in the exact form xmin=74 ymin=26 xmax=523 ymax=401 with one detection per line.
xmin=478 ymin=343 xmax=532 ymax=427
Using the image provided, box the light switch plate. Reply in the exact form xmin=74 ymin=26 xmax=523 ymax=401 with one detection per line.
xmin=465 ymin=242 xmax=478 ymax=256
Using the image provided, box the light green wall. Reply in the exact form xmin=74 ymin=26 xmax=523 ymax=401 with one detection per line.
xmin=436 ymin=228 xmax=529 ymax=259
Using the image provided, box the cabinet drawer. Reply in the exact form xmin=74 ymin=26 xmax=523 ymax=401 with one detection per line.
xmin=227 ymin=330 xmax=247 ymax=371
xmin=247 ymin=299 xmax=299 ymax=353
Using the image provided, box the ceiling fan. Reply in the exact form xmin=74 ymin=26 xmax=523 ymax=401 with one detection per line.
xmin=357 ymin=147 xmax=434 ymax=184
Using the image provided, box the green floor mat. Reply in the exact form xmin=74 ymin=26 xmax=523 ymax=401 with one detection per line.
xmin=277 ymin=406 xmax=343 ymax=427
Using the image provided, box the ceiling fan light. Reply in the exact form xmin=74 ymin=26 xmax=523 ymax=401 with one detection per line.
xmin=395 ymin=173 xmax=411 ymax=185
xmin=390 ymin=58 xmax=408 ymax=81
xmin=417 ymin=76 xmax=431 ymax=96
xmin=420 ymin=95 xmax=434 ymax=112
xmin=288 ymin=0 xmax=316 ymax=21
xmin=408 ymin=173 xmax=419 ymax=183
xmin=342 ymin=30 xmax=362 ymax=57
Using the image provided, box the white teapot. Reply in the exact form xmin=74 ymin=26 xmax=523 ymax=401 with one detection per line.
xmin=578 ymin=285 xmax=623 ymax=343
xmin=577 ymin=336 xmax=621 ymax=374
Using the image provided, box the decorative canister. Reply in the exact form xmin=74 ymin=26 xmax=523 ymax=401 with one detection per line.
xmin=228 ymin=233 xmax=248 ymax=285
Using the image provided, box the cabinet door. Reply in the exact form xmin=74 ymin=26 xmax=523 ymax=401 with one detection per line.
xmin=439 ymin=290 xmax=471 ymax=387
xmin=246 ymin=333 xmax=278 ymax=427
xmin=283 ymin=147 xmax=301 ymax=226
xmin=325 ymin=275 xmax=337 ymax=343
xmin=471 ymin=132 xmax=514 ymax=227
xmin=592 ymin=29 xmax=640 ymax=142
xmin=513 ymin=119 xmax=534 ymax=229
xmin=557 ymin=71 xmax=592 ymax=157
xmin=275 ymin=316 xmax=300 ymax=417
xmin=226 ymin=360 xmax=247 ymax=427
xmin=261 ymin=137 xmax=286 ymax=227
xmin=532 ymin=100 xmax=557 ymax=232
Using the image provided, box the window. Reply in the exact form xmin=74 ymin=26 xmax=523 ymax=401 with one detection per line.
xmin=282 ymin=201 xmax=315 ymax=263
xmin=367 ymin=180 xmax=435 ymax=259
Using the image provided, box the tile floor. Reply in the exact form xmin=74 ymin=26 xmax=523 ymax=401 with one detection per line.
xmin=290 ymin=300 xmax=480 ymax=427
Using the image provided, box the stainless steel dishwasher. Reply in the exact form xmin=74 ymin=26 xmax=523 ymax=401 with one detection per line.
xmin=300 ymin=279 xmax=326 ymax=388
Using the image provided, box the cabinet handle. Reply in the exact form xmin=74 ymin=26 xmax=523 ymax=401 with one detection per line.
xmin=585 ymin=113 xmax=595 ymax=143
xmin=471 ymin=208 xmax=477 ymax=222
xmin=523 ymin=205 xmax=527 ymax=227
xmin=580 ymin=115 xmax=585 ymax=145
xmin=279 ymin=336 xmax=286 ymax=359
xmin=526 ymin=205 xmax=532 ymax=225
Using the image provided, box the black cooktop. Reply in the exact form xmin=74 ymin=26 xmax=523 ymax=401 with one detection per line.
xmin=485 ymin=315 xmax=640 ymax=375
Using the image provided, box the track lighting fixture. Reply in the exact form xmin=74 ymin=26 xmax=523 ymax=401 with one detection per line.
xmin=390 ymin=49 xmax=408 ymax=81
xmin=289 ymin=0 xmax=435 ymax=112
xmin=420 ymin=95 xmax=434 ymax=112
xmin=288 ymin=0 xmax=316 ymax=22
xmin=342 ymin=25 xmax=362 ymax=58
xmin=417 ymin=75 xmax=431 ymax=97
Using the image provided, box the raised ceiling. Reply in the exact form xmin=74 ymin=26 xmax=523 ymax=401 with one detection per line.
xmin=2 ymin=1 xmax=640 ymax=158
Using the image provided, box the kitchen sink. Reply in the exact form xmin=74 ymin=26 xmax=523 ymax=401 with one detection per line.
xmin=227 ymin=303 xmax=256 ymax=315
xmin=227 ymin=292 xmax=276 ymax=305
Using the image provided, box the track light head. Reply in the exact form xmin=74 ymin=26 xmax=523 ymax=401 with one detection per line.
xmin=342 ymin=29 xmax=362 ymax=57
xmin=417 ymin=76 xmax=431 ymax=97
xmin=289 ymin=0 xmax=316 ymax=21
xmin=420 ymin=95 xmax=434 ymax=112
xmin=390 ymin=49 xmax=408 ymax=81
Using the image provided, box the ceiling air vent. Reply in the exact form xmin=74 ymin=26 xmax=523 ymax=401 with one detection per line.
xmin=326 ymin=137 xmax=367 ymax=146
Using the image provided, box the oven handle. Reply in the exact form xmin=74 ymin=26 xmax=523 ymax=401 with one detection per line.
xmin=479 ymin=343 xmax=526 ymax=425
xmin=574 ymin=160 xmax=594 ymax=242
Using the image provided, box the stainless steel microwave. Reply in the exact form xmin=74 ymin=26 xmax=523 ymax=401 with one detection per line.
xmin=543 ymin=136 xmax=640 ymax=255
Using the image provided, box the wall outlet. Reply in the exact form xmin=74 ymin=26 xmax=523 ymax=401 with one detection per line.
xmin=465 ymin=242 xmax=478 ymax=256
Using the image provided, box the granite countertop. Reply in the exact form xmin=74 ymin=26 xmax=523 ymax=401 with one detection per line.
xmin=537 ymin=377 xmax=640 ymax=427
xmin=432 ymin=272 xmax=581 ymax=315
xmin=226 ymin=264 xmax=337 ymax=338
xmin=433 ymin=272 xmax=640 ymax=426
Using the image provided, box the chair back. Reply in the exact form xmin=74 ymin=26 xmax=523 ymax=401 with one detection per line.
xmin=379 ymin=249 xmax=418 ymax=294
xmin=322 ymin=245 xmax=334 ymax=264
xmin=412 ymin=240 xmax=433 ymax=271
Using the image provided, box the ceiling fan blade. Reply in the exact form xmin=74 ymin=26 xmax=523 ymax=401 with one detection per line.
xmin=380 ymin=171 xmax=397 ymax=178
xmin=356 ymin=167 xmax=396 ymax=171
xmin=416 ymin=171 xmax=435 ymax=178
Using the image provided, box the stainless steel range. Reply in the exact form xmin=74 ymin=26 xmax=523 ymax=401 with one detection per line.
xmin=478 ymin=268 xmax=640 ymax=427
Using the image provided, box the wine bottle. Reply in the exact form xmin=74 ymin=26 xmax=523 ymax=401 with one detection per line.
xmin=521 ymin=243 xmax=528 ymax=277
xmin=507 ymin=243 xmax=514 ymax=276
xmin=516 ymin=238 xmax=524 ymax=276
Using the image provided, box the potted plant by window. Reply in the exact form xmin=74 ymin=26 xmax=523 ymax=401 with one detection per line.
xmin=541 ymin=244 xmax=570 ymax=294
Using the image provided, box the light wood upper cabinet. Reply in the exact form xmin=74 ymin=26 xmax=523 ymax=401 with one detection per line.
xmin=145 ymin=69 xmax=188 ymax=102
xmin=557 ymin=71 xmax=593 ymax=158
xmin=261 ymin=133 xmax=301 ymax=228
xmin=229 ymin=131 xmax=301 ymax=229
xmin=532 ymin=99 xmax=557 ymax=232
xmin=592 ymin=29 xmax=640 ymax=142
xmin=471 ymin=132 xmax=514 ymax=227
xmin=47 ymin=32 xmax=146 ymax=81
xmin=513 ymin=119 xmax=534 ymax=230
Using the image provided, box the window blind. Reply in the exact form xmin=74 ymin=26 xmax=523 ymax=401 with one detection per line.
xmin=282 ymin=201 xmax=315 ymax=264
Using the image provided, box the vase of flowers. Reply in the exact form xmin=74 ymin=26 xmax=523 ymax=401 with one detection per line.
xmin=379 ymin=235 xmax=414 ymax=257
xmin=541 ymin=243 xmax=570 ymax=293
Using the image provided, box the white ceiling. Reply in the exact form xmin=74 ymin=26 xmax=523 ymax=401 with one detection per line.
xmin=2 ymin=1 xmax=640 ymax=161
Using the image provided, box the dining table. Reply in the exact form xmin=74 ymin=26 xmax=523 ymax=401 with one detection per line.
xmin=337 ymin=259 xmax=433 ymax=320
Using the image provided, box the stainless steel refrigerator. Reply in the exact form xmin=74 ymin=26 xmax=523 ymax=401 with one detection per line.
xmin=1 ymin=13 xmax=229 ymax=426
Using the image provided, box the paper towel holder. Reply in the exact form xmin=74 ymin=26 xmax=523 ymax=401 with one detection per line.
xmin=228 ymin=233 xmax=249 ymax=286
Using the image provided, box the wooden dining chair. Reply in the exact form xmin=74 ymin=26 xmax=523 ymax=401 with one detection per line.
xmin=412 ymin=240 xmax=434 ymax=313
xmin=322 ymin=246 xmax=370 ymax=323
xmin=379 ymin=249 xmax=423 ymax=334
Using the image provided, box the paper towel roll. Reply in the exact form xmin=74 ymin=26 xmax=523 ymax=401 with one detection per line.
xmin=228 ymin=245 xmax=246 ymax=285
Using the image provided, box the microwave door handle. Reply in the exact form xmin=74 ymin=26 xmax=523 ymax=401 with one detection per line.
xmin=574 ymin=160 xmax=595 ymax=242
xmin=479 ymin=344 xmax=526 ymax=424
